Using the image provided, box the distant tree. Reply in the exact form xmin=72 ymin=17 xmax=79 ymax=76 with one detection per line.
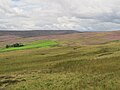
xmin=6 ymin=45 xmax=9 ymax=48
xmin=5 ymin=43 xmax=24 ymax=48
xmin=13 ymin=43 xmax=19 ymax=47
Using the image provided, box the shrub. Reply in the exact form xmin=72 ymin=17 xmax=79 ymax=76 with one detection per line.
xmin=5 ymin=43 xmax=24 ymax=48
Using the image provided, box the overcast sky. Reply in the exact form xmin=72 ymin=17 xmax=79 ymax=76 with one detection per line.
xmin=0 ymin=0 xmax=120 ymax=31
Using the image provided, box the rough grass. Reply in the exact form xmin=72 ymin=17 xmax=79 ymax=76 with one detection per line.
xmin=0 ymin=41 xmax=120 ymax=90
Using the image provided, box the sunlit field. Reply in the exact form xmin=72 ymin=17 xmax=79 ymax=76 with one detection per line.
xmin=0 ymin=40 xmax=58 ymax=52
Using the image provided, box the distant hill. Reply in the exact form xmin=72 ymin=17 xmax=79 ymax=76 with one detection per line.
xmin=0 ymin=30 xmax=120 ymax=47
xmin=0 ymin=30 xmax=80 ymax=37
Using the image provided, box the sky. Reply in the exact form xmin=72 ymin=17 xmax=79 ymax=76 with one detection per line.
xmin=0 ymin=0 xmax=120 ymax=31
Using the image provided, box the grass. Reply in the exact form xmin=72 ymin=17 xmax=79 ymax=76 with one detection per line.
xmin=0 ymin=40 xmax=120 ymax=90
xmin=0 ymin=40 xmax=58 ymax=52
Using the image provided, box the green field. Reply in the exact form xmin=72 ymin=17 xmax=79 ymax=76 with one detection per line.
xmin=0 ymin=40 xmax=58 ymax=52
xmin=0 ymin=39 xmax=120 ymax=90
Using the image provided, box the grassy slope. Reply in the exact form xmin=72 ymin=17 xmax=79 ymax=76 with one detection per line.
xmin=0 ymin=40 xmax=120 ymax=90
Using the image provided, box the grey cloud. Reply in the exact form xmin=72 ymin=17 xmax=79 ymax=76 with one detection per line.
xmin=0 ymin=0 xmax=120 ymax=31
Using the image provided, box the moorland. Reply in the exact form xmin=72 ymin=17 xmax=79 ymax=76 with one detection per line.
xmin=0 ymin=30 xmax=120 ymax=90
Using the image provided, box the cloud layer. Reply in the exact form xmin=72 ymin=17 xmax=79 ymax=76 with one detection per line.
xmin=0 ymin=0 xmax=120 ymax=31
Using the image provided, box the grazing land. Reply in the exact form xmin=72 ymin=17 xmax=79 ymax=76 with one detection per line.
xmin=0 ymin=30 xmax=120 ymax=90
xmin=0 ymin=40 xmax=58 ymax=52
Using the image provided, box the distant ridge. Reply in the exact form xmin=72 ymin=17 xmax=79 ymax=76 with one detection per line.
xmin=0 ymin=30 xmax=80 ymax=37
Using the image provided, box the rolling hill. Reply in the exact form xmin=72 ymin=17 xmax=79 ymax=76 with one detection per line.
xmin=0 ymin=30 xmax=80 ymax=37
xmin=0 ymin=30 xmax=120 ymax=90
xmin=0 ymin=30 xmax=120 ymax=47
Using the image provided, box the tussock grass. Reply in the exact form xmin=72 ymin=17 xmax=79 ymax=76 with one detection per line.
xmin=0 ymin=41 xmax=120 ymax=90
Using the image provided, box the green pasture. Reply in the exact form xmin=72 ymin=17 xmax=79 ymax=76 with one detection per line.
xmin=0 ymin=40 xmax=58 ymax=52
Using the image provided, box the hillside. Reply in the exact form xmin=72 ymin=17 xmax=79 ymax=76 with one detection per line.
xmin=0 ymin=30 xmax=120 ymax=47
xmin=0 ymin=30 xmax=80 ymax=37
xmin=0 ymin=30 xmax=120 ymax=90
